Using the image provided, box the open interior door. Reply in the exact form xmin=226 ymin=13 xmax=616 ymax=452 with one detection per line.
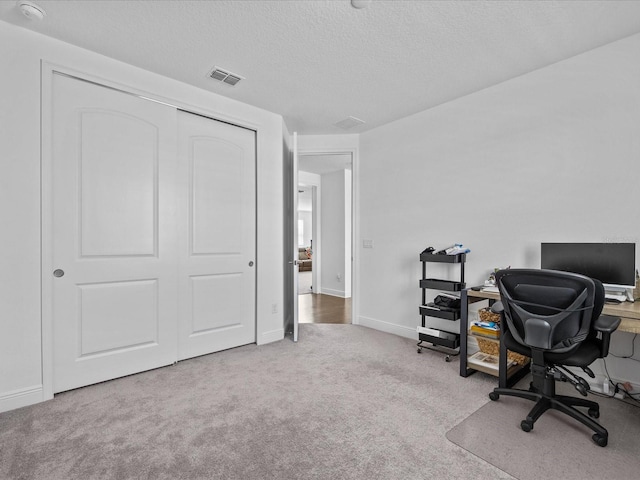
xmin=291 ymin=132 xmax=299 ymax=341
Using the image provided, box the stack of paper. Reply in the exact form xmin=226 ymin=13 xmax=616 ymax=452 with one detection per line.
xmin=468 ymin=351 xmax=516 ymax=370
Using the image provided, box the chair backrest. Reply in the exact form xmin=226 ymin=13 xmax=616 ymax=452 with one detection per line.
xmin=495 ymin=269 xmax=603 ymax=353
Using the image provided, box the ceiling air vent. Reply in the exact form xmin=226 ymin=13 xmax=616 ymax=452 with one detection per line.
xmin=207 ymin=66 xmax=244 ymax=86
xmin=334 ymin=116 xmax=365 ymax=130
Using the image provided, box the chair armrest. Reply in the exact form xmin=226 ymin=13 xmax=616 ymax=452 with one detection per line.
xmin=491 ymin=301 xmax=504 ymax=314
xmin=594 ymin=314 xmax=621 ymax=356
xmin=594 ymin=315 xmax=621 ymax=334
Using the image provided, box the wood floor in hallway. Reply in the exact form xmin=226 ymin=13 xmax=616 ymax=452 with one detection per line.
xmin=299 ymin=293 xmax=351 ymax=324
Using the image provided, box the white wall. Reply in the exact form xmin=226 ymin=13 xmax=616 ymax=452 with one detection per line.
xmin=298 ymin=211 xmax=313 ymax=247
xmin=320 ymin=170 xmax=352 ymax=298
xmin=297 ymin=134 xmax=360 ymax=154
xmin=358 ymin=33 xmax=640 ymax=388
xmin=344 ymin=169 xmax=352 ymax=298
xmin=0 ymin=21 xmax=284 ymax=412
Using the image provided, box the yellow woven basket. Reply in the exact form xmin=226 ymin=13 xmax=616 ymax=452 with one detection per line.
xmin=478 ymin=307 xmax=501 ymax=324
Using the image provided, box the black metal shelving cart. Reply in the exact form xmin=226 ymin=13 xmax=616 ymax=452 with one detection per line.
xmin=417 ymin=250 xmax=466 ymax=361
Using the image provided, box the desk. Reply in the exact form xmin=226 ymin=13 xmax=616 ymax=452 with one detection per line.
xmin=460 ymin=287 xmax=640 ymax=387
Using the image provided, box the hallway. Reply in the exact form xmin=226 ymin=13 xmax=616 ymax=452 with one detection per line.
xmin=298 ymin=294 xmax=351 ymax=324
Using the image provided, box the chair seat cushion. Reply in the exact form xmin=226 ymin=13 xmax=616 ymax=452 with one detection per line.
xmin=503 ymin=330 xmax=602 ymax=366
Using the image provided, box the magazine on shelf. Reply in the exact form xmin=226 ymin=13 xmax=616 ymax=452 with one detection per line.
xmin=480 ymin=285 xmax=499 ymax=293
xmin=470 ymin=324 xmax=500 ymax=339
xmin=470 ymin=320 xmax=500 ymax=339
xmin=468 ymin=351 xmax=516 ymax=371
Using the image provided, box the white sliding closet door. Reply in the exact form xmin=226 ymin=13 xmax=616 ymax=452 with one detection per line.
xmin=49 ymin=74 xmax=257 ymax=393
xmin=51 ymin=74 xmax=179 ymax=393
xmin=177 ymin=112 xmax=256 ymax=360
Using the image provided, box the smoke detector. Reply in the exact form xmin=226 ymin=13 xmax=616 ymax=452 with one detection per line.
xmin=207 ymin=66 xmax=244 ymax=86
xmin=17 ymin=1 xmax=46 ymax=21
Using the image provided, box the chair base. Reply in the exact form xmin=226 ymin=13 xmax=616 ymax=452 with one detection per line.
xmin=489 ymin=386 xmax=609 ymax=447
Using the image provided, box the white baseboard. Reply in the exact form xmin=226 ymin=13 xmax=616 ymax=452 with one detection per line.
xmin=258 ymin=328 xmax=284 ymax=345
xmin=321 ymin=288 xmax=347 ymax=298
xmin=0 ymin=385 xmax=44 ymax=413
xmin=358 ymin=315 xmax=416 ymax=340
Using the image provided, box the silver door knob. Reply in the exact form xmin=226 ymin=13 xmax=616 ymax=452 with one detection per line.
xmin=53 ymin=269 xmax=65 ymax=278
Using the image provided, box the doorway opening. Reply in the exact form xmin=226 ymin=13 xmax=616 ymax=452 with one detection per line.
xmin=297 ymin=186 xmax=314 ymax=296
xmin=297 ymin=153 xmax=352 ymax=324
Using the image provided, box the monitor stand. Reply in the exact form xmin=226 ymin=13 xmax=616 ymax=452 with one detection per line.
xmin=604 ymin=287 xmax=633 ymax=303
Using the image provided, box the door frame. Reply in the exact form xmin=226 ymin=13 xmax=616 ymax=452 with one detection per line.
xmin=296 ymin=146 xmax=359 ymax=325
xmin=40 ymin=62 xmax=262 ymax=400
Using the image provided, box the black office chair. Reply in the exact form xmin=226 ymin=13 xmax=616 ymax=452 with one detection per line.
xmin=488 ymin=269 xmax=621 ymax=447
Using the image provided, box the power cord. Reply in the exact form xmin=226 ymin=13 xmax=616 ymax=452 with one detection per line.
xmin=609 ymin=333 xmax=638 ymax=361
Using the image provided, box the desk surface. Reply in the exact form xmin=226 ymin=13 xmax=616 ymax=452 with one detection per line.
xmin=466 ymin=288 xmax=640 ymax=334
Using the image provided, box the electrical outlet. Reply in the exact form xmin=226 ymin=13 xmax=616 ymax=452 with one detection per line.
xmin=363 ymin=239 xmax=374 ymax=248
xmin=271 ymin=303 xmax=278 ymax=314
xmin=337 ymin=273 xmax=342 ymax=282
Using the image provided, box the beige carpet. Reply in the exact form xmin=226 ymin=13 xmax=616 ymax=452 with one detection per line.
xmin=1 ymin=324 xmax=509 ymax=480
xmin=446 ymin=381 xmax=640 ymax=480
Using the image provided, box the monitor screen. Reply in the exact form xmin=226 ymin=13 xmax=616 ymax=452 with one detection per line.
xmin=541 ymin=243 xmax=636 ymax=288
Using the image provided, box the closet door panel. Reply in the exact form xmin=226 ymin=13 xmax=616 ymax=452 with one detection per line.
xmin=79 ymin=111 xmax=157 ymax=256
xmin=177 ymin=112 xmax=256 ymax=360
xmin=191 ymin=139 xmax=244 ymax=254
xmin=50 ymin=74 xmax=178 ymax=393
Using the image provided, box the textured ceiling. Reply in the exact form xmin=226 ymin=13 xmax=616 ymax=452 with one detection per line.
xmin=2 ymin=0 xmax=640 ymax=134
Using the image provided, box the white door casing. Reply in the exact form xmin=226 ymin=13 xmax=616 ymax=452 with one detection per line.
xmin=177 ymin=111 xmax=256 ymax=360
xmin=50 ymin=73 xmax=179 ymax=393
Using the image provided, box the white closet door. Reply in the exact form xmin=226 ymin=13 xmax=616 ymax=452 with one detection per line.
xmin=177 ymin=112 xmax=256 ymax=360
xmin=51 ymin=74 xmax=178 ymax=393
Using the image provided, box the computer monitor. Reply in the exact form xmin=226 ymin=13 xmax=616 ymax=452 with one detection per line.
xmin=541 ymin=243 xmax=636 ymax=289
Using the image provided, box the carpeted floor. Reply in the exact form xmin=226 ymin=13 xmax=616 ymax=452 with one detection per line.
xmin=446 ymin=378 xmax=640 ymax=480
xmin=1 ymin=324 xmax=508 ymax=480
xmin=6 ymin=325 xmax=637 ymax=479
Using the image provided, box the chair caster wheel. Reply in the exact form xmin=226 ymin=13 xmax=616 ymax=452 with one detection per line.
xmin=445 ymin=355 xmax=451 ymax=362
xmin=592 ymin=433 xmax=607 ymax=447
xmin=489 ymin=391 xmax=499 ymax=401
xmin=588 ymin=408 xmax=600 ymax=419
xmin=417 ymin=348 xmax=422 ymax=353
xmin=520 ymin=420 xmax=533 ymax=432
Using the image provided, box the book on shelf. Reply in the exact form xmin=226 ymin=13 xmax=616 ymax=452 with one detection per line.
xmin=470 ymin=320 xmax=500 ymax=339
xmin=470 ymin=324 xmax=500 ymax=339
xmin=468 ymin=351 xmax=516 ymax=371
xmin=480 ymin=285 xmax=499 ymax=293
